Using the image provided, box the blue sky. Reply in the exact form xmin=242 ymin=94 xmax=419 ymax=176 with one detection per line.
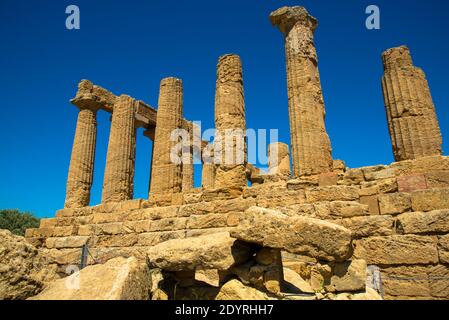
xmin=0 ymin=0 xmax=448 ymax=218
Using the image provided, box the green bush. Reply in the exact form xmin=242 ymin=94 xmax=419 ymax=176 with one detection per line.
xmin=0 ymin=209 xmax=40 ymax=236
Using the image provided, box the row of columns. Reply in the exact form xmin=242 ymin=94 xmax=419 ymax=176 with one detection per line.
xmin=65 ymin=6 xmax=443 ymax=209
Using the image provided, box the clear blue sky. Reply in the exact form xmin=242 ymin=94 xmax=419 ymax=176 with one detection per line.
xmin=0 ymin=0 xmax=448 ymax=218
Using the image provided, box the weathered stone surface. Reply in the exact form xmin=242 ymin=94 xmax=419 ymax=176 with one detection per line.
xmin=282 ymin=267 xmax=314 ymax=293
xmin=45 ymin=236 xmax=89 ymax=249
xmin=359 ymin=195 xmax=380 ymax=215
xmin=231 ymin=207 xmax=352 ymax=262
xmin=437 ymin=234 xmax=449 ymax=265
xmin=397 ymin=174 xmax=428 ymax=193
xmin=305 ymin=186 xmax=359 ymax=203
xmin=425 ymin=171 xmax=449 ymax=189
xmin=30 ymin=257 xmax=150 ymax=300
xmin=215 ymin=279 xmax=269 ymax=300
xmin=65 ymin=86 xmax=99 ymax=209
xmin=378 ymin=193 xmax=411 ymax=215
xmin=329 ymin=201 xmax=369 ymax=218
xmin=0 ymin=230 xmax=57 ymax=300
xmin=149 ymin=77 xmax=183 ymax=195
xmin=397 ymin=210 xmax=449 ymax=235
xmin=354 ymin=235 xmax=438 ymax=265
xmin=382 ymin=46 xmax=442 ymax=162
xmin=411 ymin=188 xmax=449 ymax=212
xmin=147 ymin=232 xmax=253 ymax=271
xmin=101 ymin=95 xmax=137 ymax=203
xmin=270 ymin=6 xmax=333 ymax=177
xmin=214 ymin=54 xmax=247 ymax=188
xmin=268 ymin=142 xmax=291 ymax=177
xmin=325 ymin=260 xmax=366 ymax=293
xmin=337 ymin=215 xmax=394 ymax=239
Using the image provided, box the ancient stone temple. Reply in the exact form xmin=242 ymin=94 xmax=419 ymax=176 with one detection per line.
xmin=17 ymin=6 xmax=449 ymax=301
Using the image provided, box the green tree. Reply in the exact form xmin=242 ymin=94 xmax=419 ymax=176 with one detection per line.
xmin=0 ymin=209 xmax=40 ymax=236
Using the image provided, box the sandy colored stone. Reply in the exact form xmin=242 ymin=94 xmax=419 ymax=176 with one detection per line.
xmin=102 ymin=95 xmax=137 ymax=203
xmin=147 ymin=232 xmax=253 ymax=271
xmin=354 ymin=235 xmax=438 ymax=265
xmin=231 ymin=207 xmax=352 ymax=262
xmin=425 ymin=171 xmax=449 ymax=189
xmin=149 ymin=77 xmax=183 ymax=196
xmin=325 ymin=259 xmax=366 ymax=293
xmin=65 ymin=83 xmax=99 ymax=208
xmin=337 ymin=215 xmax=394 ymax=239
xmin=30 ymin=257 xmax=149 ymax=300
xmin=381 ymin=46 xmax=442 ymax=161
xmin=215 ymin=279 xmax=269 ymax=300
xmin=397 ymin=174 xmax=428 ymax=192
xmin=359 ymin=195 xmax=380 ymax=215
xmin=0 ymin=230 xmax=58 ymax=300
xmin=194 ymin=268 xmax=220 ymax=287
xmin=270 ymin=6 xmax=333 ymax=177
xmin=397 ymin=210 xmax=449 ymax=235
xmin=268 ymin=142 xmax=291 ymax=176
xmin=305 ymin=186 xmax=359 ymax=203
xmin=378 ymin=192 xmax=411 ymax=215
xmin=438 ymin=234 xmax=449 ymax=264
xmin=328 ymin=201 xmax=369 ymax=218
xmin=282 ymin=267 xmax=314 ymax=293
xmin=411 ymin=188 xmax=449 ymax=212
xmin=214 ymin=54 xmax=247 ymax=188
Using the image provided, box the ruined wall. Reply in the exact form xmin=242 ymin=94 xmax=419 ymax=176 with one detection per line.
xmin=26 ymin=155 xmax=449 ymax=300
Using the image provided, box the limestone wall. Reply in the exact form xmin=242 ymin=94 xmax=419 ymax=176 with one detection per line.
xmin=26 ymin=155 xmax=449 ymax=300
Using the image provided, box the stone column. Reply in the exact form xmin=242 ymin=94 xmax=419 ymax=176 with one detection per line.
xmin=64 ymin=105 xmax=98 ymax=208
xmin=214 ymin=54 xmax=247 ymax=189
xmin=149 ymin=78 xmax=183 ymax=195
xmin=101 ymin=95 xmax=137 ymax=203
xmin=182 ymin=122 xmax=194 ymax=192
xmin=270 ymin=6 xmax=333 ymax=177
xmin=381 ymin=46 xmax=442 ymax=161
xmin=268 ymin=142 xmax=291 ymax=177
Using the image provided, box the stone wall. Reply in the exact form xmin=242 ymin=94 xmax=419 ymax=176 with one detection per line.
xmin=25 ymin=155 xmax=449 ymax=300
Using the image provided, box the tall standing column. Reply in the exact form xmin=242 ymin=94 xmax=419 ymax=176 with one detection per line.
xmin=149 ymin=78 xmax=183 ymax=195
xmin=381 ymin=46 xmax=442 ymax=161
xmin=101 ymin=95 xmax=137 ymax=203
xmin=214 ymin=54 xmax=247 ymax=189
xmin=182 ymin=122 xmax=194 ymax=192
xmin=65 ymin=105 xmax=98 ymax=208
xmin=270 ymin=6 xmax=333 ymax=177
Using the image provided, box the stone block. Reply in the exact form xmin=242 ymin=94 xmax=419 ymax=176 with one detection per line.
xmin=354 ymin=235 xmax=438 ymax=265
xmin=318 ymin=172 xmax=339 ymax=187
xmin=437 ymin=234 xmax=449 ymax=265
xmin=359 ymin=195 xmax=380 ymax=215
xmin=45 ymin=236 xmax=89 ymax=249
xmin=378 ymin=193 xmax=411 ymax=215
xmin=411 ymin=188 xmax=449 ymax=212
xmin=138 ymin=231 xmax=185 ymax=246
xmin=425 ymin=171 xmax=449 ymax=189
xmin=397 ymin=174 xmax=427 ymax=193
xmin=397 ymin=210 xmax=449 ymax=235
xmin=186 ymin=214 xmax=228 ymax=229
xmin=305 ymin=186 xmax=359 ymax=203
xmin=337 ymin=215 xmax=394 ymax=239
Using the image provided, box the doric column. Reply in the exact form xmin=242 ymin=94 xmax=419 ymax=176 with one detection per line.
xmin=381 ymin=46 xmax=442 ymax=161
xmin=149 ymin=78 xmax=183 ymax=195
xmin=270 ymin=6 xmax=333 ymax=177
xmin=65 ymin=91 xmax=99 ymax=208
xmin=214 ymin=54 xmax=247 ymax=189
xmin=268 ymin=142 xmax=291 ymax=177
xmin=182 ymin=122 xmax=194 ymax=192
xmin=201 ymin=143 xmax=215 ymax=190
xmin=101 ymin=95 xmax=137 ymax=203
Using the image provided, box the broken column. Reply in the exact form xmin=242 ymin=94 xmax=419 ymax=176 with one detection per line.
xmin=268 ymin=142 xmax=291 ymax=177
xmin=101 ymin=95 xmax=137 ymax=203
xmin=65 ymin=81 xmax=99 ymax=208
xmin=270 ymin=6 xmax=333 ymax=177
xmin=149 ymin=78 xmax=183 ymax=195
xmin=214 ymin=54 xmax=247 ymax=189
xmin=181 ymin=121 xmax=194 ymax=192
xmin=202 ymin=143 xmax=216 ymax=190
xmin=381 ymin=46 xmax=443 ymax=161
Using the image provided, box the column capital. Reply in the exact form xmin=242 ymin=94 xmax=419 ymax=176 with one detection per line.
xmin=269 ymin=6 xmax=317 ymax=35
xmin=382 ymin=45 xmax=413 ymax=71
xmin=70 ymin=79 xmax=105 ymax=112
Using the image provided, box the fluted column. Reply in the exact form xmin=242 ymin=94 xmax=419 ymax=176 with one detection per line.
xmin=268 ymin=142 xmax=291 ymax=177
xmin=202 ymin=143 xmax=215 ymax=190
xmin=270 ymin=6 xmax=333 ymax=177
xmin=64 ymin=105 xmax=98 ymax=208
xmin=182 ymin=123 xmax=194 ymax=192
xmin=381 ymin=46 xmax=442 ymax=161
xmin=214 ymin=54 xmax=247 ymax=189
xmin=101 ymin=95 xmax=137 ymax=203
xmin=149 ymin=78 xmax=183 ymax=195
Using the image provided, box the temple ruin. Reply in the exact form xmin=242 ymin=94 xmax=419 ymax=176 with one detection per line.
xmin=20 ymin=6 xmax=449 ymax=300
